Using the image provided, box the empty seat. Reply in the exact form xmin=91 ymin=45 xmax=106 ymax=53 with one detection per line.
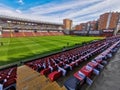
xmin=48 ymin=71 xmax=62 ymax=82
xmin=69 ymin=62 xmax=76 ymax=69
xmin=40 ymin=68 xmax=51 ymax=76
xmin=3 ymin=78 xmax=16 ymax=88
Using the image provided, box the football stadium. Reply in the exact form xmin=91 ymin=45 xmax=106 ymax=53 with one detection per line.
xmin=0 ymin=0 xmax=120 ymax=90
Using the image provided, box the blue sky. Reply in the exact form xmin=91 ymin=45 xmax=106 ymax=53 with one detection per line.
xmin=0 ymin=0 xmax=120 ymax=25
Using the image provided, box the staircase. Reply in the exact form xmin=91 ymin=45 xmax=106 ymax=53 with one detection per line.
xmin=42 ymin=82 xmax=63 ymax=90
xmin=32 ymin=32 xmax=36 ymax=36
xmin=22 ymin=32 xmax=25 ymax=37
xmin=10 ymin=31 xmax=13 ymax=37
xmin=17 ymin=65 xmax=66 ymax=90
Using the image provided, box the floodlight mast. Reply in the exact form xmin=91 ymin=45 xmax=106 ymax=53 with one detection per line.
xmin=114 ymin=14 xmax=120 ymax=36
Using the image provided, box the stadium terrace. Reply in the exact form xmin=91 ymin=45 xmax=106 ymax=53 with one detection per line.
xmin=0 ymin=4 xmax=120 ymax=90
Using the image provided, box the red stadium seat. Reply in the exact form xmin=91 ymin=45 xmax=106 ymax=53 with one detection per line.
xmin=48 ymin=71 xmax=62 ymax=82
xmin=3 ymin=78 xmax=16 ymax=88
xmin=58 ymin=62 xmax=64 ymax=67
xmin=80 ymin=65 xmax=93 ymax=78
xmin=40 ymin=68 xmax=51 ymax=76
xmin=52 ymin=65 xmax=58 ymax=71
xmin=87 ymin=61 xmax=99 ymax=68
xmin=69 ymin=62 xmax=76 ymax=70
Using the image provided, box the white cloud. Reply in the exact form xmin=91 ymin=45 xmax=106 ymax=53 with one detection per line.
xmin=29 ymin=0 xmax=100 ymax=15
xmin=17 ymin=0 xmax=24 ymax=5
xmin=16 ymin=9 xmax=22 ymax=13
xmin=0 ymin=0 xmax=120 ymax=26
xmin=66 ymin=0 xmax=119 ymax=18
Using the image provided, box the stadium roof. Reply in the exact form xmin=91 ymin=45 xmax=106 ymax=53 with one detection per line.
xmin=0 ymin=14 xmax=63 ymax=26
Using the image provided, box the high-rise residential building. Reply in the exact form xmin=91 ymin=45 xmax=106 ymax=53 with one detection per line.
xmin=88 ymin=21 xmax=98 ymax=30
xmin=75 ymin=21 xmax=98 ymax=30
xmin=98 ymin=12 xmax=119 ymax=30
xmin=63 ymin=19 xmax=72 ymax=30
xmin=75 ymin=25 xmax=80 ymax=30
xmin=75 ymin=23 xmax=84 ymax=30
xmin=75 ymin=23 xmax=87 ymax=30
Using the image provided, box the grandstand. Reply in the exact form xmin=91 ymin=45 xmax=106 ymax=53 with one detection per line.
xmin=0 ymin=13 xmax=120 ymax=90
xmin=0 ymin=35 xmax=120 ymax=90
xmin=1 ymin=31 xmax=64 ymax=37
xmin=0 ymin=15 xmax=64 ymax=38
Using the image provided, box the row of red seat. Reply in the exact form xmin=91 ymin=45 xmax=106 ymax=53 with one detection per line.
xmin=47 ymin=42 xmax=110 ymax=81
xmin=43 ymin=38 xmax=120 ymax=81
xmin=64 ymin=37 xmax=120 ymax=90
xmin=2 ymin=31 xmax=64 ymax=37
xmin=25 ymin=40 xmax=103 ymax=72
xmin=25 ymin=36 xmax=119 ymax=82
xmin=0 ymin=65 xmax=17 ymax=90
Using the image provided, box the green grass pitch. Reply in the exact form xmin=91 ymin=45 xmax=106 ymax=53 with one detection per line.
xmin=0 ymin=36 xmax=103 ymax=66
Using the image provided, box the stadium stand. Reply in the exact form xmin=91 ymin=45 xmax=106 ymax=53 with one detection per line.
xmin=0 ymin=36 xmax=119 ymax=90
xmin=1 ymin=31 xmax=64 ymax=37
xmin=25 ymin=36 xmax=120 ymax=83
xmin=16 ymin=65 xmax=66 ymax=90
xmin=2 ymin=31 xmax=11 ymax=38
xmin=12 ymin=32 xmax=24 ymax=37
xmin=64 ymin=37 xmax=120 ymax=90
xmin=24 ymin=32 xmax=34 ymax=37
xmin=0 ymin=65 xmax=17 ymax=90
